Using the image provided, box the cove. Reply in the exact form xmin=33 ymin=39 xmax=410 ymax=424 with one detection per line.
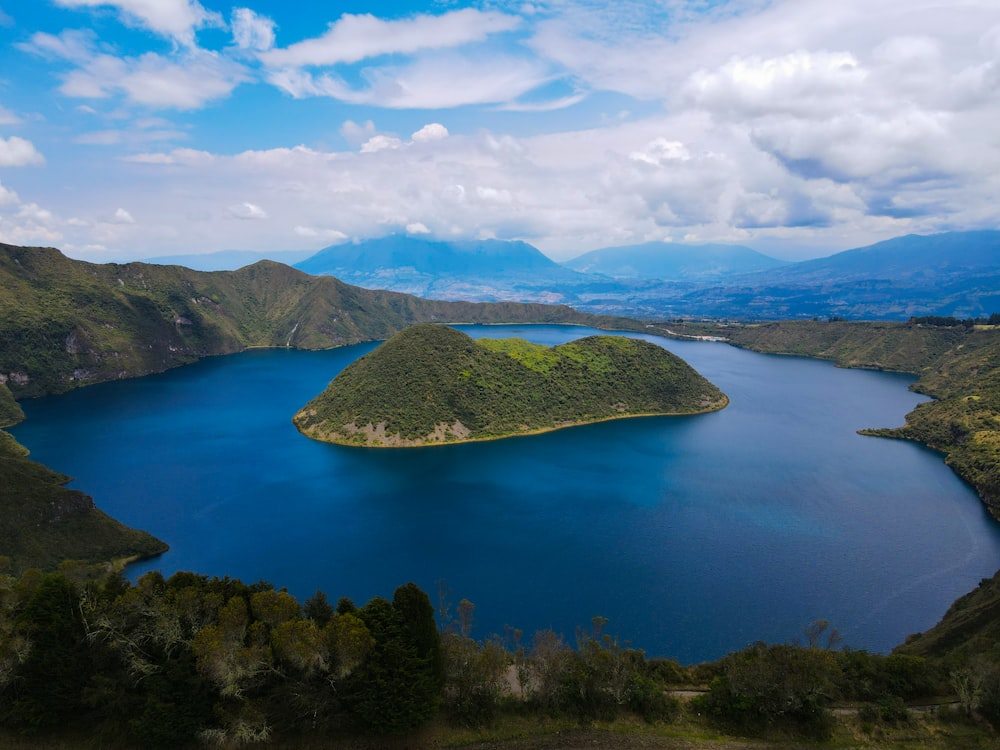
xmin=11 ymin=325 xmax=1000 ymax=664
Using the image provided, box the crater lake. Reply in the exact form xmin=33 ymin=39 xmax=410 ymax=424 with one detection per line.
xmin=11 ymin=325 xmax=1000 ymax=663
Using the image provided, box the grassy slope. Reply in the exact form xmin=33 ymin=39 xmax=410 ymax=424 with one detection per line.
xmin=718 ymin=320 xmax=1000 ymax=517
xmin=294 ymin=324 xmax=727 ymax=446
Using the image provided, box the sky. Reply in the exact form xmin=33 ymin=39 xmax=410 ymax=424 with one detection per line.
xmin=0 ymin=1 xmax=998 ymax=263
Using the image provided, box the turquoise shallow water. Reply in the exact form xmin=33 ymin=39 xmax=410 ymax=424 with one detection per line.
xmin=12 ymin=325 xmax=1000 ymax=663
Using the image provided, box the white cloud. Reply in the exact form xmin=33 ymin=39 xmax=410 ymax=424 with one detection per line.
xmin=64 ymin=51 xmax=249 ymax=110
xmin=406 ymin=222 xmax=430 ymax=235
xmin=0 ymin=136 xmax=45 ymax=167
xmin=684 ymin=51 xmax=867 ymax=119
xmin=231 ymin=8 xmax=275 ymax=52
xmin=23 ymin=31 xmax=249 ymax=110
xmin=124 ymin=147 xmax=214 ymax=165
xmin=411 ymin=123 xmax=449 ymax=142
xmin=0 ymin=180 xmax=19 ymax=207
xmin=630 ymin=139 xmax=691 ymax=165
xmin=0 ymin=179 xmax=64 ymax=246
xmin=113 ymin=207 xmax=135 ymax=223
xmin=294 ymin=225 xmax=347 ymax=242
xmin=260 ymin=9 xmax=520 ymax=67
xmin=53 ymin=0 xmax=224 ymax=46
xmin=228 ymin=202 xmax=268 ymax=220
xmin=361 ymin=135 xmax=403 ymax=153
xmin=271 ymin=53 xmax=553 ymax=109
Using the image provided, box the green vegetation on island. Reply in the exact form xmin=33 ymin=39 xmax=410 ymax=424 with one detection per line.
xmin=293 ymin=324 xmax=727 ymax=447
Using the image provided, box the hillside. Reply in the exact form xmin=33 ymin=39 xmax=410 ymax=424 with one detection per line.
xmin=0 ymin=243 xmax=621 ymax=399
xmin=714 ymin=320 xmax=1000 ymax=517
xmin=564 ymin=241 xmax=787 ymax=280
xmin=643 ymin=231 xmax=1000 ymax=320
xmin=294 ymin=324 xmax=727 ymax=446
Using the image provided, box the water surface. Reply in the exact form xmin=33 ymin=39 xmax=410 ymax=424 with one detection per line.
xmin=12 ymin=325 xmax=1000 ymax=663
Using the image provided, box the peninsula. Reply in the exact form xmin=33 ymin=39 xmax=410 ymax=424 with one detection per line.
xmin=293 ymin=324 xmax=728 ymax=447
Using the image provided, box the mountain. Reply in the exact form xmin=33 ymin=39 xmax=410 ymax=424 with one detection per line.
xmin=0 ymin=243 xmax=626 ymax=400
xmin=140 ymin=248 xmax=315 ymax=271
xmin=628 ymin=231 xmax=1000 ymax=320
xmin=294 ymin=324 xmax=727 ymax=447
xmin=295 ymin=235 xmax=597 ymax=303
xmin=763 ymin=230 xmax=1000 ymax=284
xmin=293 ymin=231 xmax=1000 ymax=321
xmin=563 ymin=241 xmax=788 ymax=280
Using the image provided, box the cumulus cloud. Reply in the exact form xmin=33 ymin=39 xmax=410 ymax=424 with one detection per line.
xmin=361 ymin=135 xmax=403 ymax=153
xmin=260 ymin=9 xmax=520 ymax=67
xmin=228 ymin=202 xmax=268 ymax=220
xmin=53 ymin=0 xmax=224 ymax=46
xmin=406 ymin=222 xmax=430 ymax=235
xmin=412 ymin=123 xmax=449 ymax=142
xmin=0 ymin=136 xmax=45 ymax=167
xmin=231 ymin=8 xmax=275 ymax=52
xmin=684 ymin=51 xmax=867 ymax=119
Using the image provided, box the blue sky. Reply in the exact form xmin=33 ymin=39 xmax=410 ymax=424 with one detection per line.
xmin=0 ymin=0 xmax=998 ymax=262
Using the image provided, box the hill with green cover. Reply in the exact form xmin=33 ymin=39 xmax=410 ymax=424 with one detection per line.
xmin=294 ymin=324 xmax=727 ymax=446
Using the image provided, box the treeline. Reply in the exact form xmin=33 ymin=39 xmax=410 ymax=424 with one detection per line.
xmin=909 ymin=314 xmax=1000 ymax=327
xmin=2 ymin=570 xmax=994 ymax=747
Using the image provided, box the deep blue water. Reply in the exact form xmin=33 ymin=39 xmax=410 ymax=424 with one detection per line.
xmin=11 ymin=325 xmax=1000 ymax=663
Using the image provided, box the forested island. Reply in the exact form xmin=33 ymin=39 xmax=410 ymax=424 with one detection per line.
xmin=293 ymin=324 xmax=727 ymax=447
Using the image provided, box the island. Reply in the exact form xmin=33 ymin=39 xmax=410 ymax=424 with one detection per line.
xmin=293 ymin=323 xmax=728 ymax=447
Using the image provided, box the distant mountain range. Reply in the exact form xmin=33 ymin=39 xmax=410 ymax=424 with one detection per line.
xmin=288 ymin=231 xmax=1000 ymax=320
xmin=563 ymin=241 xmax=788 ymax=279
